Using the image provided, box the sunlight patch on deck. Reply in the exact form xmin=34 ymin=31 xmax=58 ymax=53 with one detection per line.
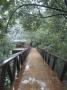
xmin=21 ymin=77 xmax=46 ymax=90
xmin=25 ymin=64 xmax=30 ymax=71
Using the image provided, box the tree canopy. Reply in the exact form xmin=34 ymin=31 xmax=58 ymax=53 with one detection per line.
xmin=0 ymin=0 xmax=67 ymax=59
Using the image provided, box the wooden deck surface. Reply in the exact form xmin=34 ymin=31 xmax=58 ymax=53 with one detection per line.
xmin=11 ymin=48 xmax=66 ymax=90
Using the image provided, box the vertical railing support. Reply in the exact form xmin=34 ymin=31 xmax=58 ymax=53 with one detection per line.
xmin=48 ymin=54 xmax=51 ymax=65
xmin=13 ymin=58 xmax=17 ymax=80
xmin=7 ymin=64 xmax=14 ymax=84
xmin=60 ymin=62 xmax=67 ymax=81
xmin=52 ymin=56 xmax=57 ymax=70
xmin=0 ymin=65 xmax=7 ymax=90
xmin=44 ymin=51 xmax=47 ymax=62
xmin=19 ymin=54 xmax=23 ymax=65
xmin=42 ymin=49 xmax=44 ymax=59
xmin=16 ymin=57 xmax=20 ymax=72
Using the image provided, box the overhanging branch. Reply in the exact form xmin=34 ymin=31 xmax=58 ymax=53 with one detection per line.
xmin=16 ymin=4 xmax=67 ymax=13
xmin=6 ymin=4 xmax=67 ymax=32
xmin=22 ymin=12 xmax=67 ymax=18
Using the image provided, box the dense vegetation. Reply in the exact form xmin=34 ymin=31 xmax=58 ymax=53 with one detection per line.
xmin=0 ymin=0 xmax=67 ymax=59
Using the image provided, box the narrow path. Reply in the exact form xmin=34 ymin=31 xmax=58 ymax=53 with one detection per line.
xmin=11 ymin=48 xmax=65 ymax=90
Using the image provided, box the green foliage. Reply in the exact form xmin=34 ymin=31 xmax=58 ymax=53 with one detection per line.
xmin=22 ymin=16 xmax=41 ymax=31
xmin=0 ymin=0 xmax=67 ymax=89
xmin=0 ymin=36 xmax=15 ymax=60
xmin=0 ymin=0 xmax=67 ymax=59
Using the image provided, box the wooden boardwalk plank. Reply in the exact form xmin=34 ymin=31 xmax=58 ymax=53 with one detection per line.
xmin=11 ymin=48 xmax=66 ymax=90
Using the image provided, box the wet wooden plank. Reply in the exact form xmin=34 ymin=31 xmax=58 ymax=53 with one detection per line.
xmin=10 ymin=48 xmax=66 ymax=90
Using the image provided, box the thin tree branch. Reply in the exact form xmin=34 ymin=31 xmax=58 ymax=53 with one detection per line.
xmin=39 ymin=14 xmax=67 ymax=18
xmin=22 ymin=11 xmax=67 ymax=18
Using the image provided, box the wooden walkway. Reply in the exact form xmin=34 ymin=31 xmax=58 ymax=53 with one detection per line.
xmin=11 ymin=48 xmax=66 ymax=90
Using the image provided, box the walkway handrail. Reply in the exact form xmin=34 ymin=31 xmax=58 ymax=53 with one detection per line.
xmin=0 ymin=48 xmax=30 ymax=90
xmin=41 ymin=48 xmax=67 ymax=62
xmin=38 ymin=48 xmax=67 ymax=81
xmin=0 ymin=50 xmax=24 ymax=68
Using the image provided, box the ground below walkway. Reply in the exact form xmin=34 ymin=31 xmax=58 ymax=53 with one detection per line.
xmin=11 ymin=48 xmax=65 ymax=90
